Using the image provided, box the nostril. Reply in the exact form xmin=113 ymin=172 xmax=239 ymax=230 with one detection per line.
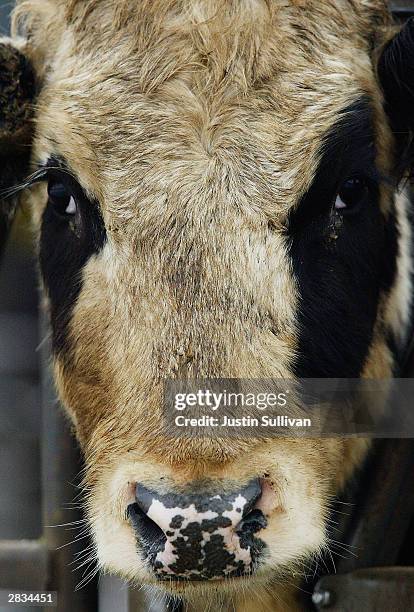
xmin=127 ymin=503 xmax=167 ymax=551
xmin=239 ymin=482 xmax=262 ymax=520
xmin=233 ymin=508 xmax=268 ymax=563
xmin=237 ymin=508 xmax=268 ymax=537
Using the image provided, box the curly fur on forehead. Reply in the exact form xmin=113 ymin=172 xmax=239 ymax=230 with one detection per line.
xmin=13 ymin=0 xmax=391 ymax=70
xmin=12 ymin=0 xmax=394 ymax=220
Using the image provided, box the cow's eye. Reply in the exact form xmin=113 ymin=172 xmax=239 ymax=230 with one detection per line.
xmin=334 ymin=177 xmax=369 ymax=213
xmin=47 ymin=180 xmax=77 ymax=217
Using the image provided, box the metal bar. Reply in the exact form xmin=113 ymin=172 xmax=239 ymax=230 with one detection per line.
xmin=40 ymin=323 xmax=98 ymax=612
xmin=98 ymin=570 xmax=169 ymax=611
xmin=313 ymin=567 xmax=414 ymax=611
xmin=308 ymin=439 xmax=414 ymax=606
xmin=129 ymin=585 xmax=168 ymax=612
xmin=0 ymin=540 xmax=48 ymax=591
xmin=98 ymin=576 xmax=129 ymax=612
xmin=390 ymin=0 xmax=414 ymax=17
xmin=334 ymin=439 xmax=414 ymax=572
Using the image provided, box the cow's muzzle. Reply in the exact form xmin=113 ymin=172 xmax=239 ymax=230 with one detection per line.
xmin=126 ymin=478 xmax=267 ymax=580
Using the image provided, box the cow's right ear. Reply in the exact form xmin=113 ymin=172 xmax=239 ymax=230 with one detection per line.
xmin=377 ymin=18 xmax=414 ymax=179
xmin=0 ymin=40 xmax=36 ymax=254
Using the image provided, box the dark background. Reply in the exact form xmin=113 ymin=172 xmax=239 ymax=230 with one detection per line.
xmin=0 ymin=0 xmax=42 ymax=543
xmin=0 ymin=2 xmax=10 ymax=34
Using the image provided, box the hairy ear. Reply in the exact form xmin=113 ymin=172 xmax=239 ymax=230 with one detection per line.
xmin=378 ymin=18 xmax=414 ymax=179
xmin=0 ymin=40 xmax=36 ymax=254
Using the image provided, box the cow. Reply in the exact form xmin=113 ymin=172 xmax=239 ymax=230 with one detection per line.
xmin=1 ymin=1 xmax=413 ymax=610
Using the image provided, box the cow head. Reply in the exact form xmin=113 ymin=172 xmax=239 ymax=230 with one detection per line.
xmin=1 ymin=1 xmax=413 ymax=608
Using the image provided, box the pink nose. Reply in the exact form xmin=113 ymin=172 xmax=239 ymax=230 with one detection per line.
xmin=127 ymin=479 xmax=267 ymax=580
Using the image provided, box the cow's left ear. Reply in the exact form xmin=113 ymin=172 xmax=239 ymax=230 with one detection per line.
xmin=378 ymin=18 xmax=414 ymax=178
xmin=0 ymin=40 xmax=36 ymax=255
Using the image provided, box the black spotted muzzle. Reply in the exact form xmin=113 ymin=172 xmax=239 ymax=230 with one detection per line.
xmin=127 ymin=479 xmax=267 ymax=581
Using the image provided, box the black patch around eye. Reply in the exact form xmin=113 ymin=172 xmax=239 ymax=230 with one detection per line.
xmin=39 ymin=158 xmax=106 ymax=356
xmin=288 ymin=98 xmax=377 ymax=233
xmin=287 ymin=98 xmax=399 ymax=378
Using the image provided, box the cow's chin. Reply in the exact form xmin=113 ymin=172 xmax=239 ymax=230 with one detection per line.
xmin=85 ymin=449 xmax=330 ymax=603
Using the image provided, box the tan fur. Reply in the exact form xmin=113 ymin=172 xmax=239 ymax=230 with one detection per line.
xmin=8 ymin=1 xmax=410 ymax=609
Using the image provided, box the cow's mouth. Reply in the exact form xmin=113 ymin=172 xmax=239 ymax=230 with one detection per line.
xmin=126 ymin=479 xmax=268 ymax=581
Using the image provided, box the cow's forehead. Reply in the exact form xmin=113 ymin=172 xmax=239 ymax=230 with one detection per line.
xmin=32 ymin=0 xmax=388 ymax=220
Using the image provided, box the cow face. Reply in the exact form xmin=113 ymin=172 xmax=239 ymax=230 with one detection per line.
xmin=1 ymin=0 xmax=413 ymax=607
